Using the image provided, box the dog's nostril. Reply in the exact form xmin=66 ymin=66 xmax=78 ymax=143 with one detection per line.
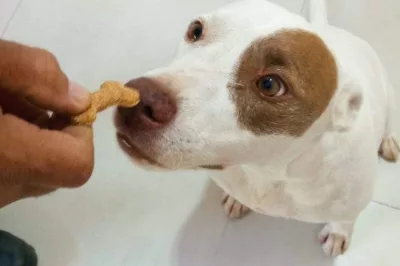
xmin=119 ymin=77 xmax=177 ymax=130
xmin=143 ymin=105 xmax=154 ymax=121
xmin=118 ymin=107 xmax=131 ymax=123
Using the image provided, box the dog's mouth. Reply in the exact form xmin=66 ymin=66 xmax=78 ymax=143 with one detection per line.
xmin=116 ymin=133 xmax=165 ymax=168
xmin=116 ymin=133 xmax=225 ymax=171
xmin=200 ymin=165 xmax=225 ymax=170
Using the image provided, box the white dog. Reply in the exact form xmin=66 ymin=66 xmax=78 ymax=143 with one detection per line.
xmin=114 ymin=0 xmax=399 ymax=256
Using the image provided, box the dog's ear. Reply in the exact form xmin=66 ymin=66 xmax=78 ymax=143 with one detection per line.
xmin=330 ymin=79 xmax=363 ymax=132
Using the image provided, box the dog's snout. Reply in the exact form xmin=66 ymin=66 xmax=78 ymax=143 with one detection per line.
xmin=118 ymin=77 xmax=177 ymax=130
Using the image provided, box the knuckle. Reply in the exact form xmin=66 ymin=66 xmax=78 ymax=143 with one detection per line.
xmin=32 ymin=48 xmax=64 ymax=85
xmin=33 ymin=48 xmax=58 ymax=71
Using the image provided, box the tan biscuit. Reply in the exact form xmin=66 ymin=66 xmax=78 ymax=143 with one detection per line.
xmin=71 ymin=81 xmax=139 ymax=126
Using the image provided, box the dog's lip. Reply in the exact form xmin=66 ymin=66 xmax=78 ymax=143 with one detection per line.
xmin=200 ymin=165 xmax=225 ymax=170
xmin=116 ymin=133 xmax=164 ymax=167
xmin=116 ymin=132 xmax=226 ymax=171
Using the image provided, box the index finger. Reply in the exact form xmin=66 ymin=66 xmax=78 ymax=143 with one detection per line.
xmin=0 ymin=114 xmax=94 ymax=188
xmin=0 ymin=40 xmax=90 ymax=115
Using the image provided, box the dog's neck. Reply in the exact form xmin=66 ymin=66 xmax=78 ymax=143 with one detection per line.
xmin=238 ymin=109 xmax=333 ymax=180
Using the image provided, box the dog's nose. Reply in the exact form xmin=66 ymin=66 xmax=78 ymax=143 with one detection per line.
xmin=118 ymin=77 xmax=177 ymax=130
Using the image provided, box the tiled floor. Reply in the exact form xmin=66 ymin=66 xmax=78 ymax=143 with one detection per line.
xmin=0 ymin=0 xmax=399 ymax=265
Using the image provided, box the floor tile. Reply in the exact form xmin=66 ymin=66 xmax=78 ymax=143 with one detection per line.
xmin=374 ymin=161 xmax=400 ymax=208
xmin=335 ymin=203 xmax=400 ymax=266
xmin=1 ymin=182 xmax=399 ymax=266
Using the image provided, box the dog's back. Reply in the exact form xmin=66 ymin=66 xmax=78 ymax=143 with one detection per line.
xmin=308 ymin=0 xmax=391 ymax=149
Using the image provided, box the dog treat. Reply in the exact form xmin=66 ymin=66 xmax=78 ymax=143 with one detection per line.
xmin=71 ymin=81 xmax=139 ymax=126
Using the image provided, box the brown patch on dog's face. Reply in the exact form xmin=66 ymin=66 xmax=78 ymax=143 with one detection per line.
xmin=230 ymin=29 xmax=338 ymax=136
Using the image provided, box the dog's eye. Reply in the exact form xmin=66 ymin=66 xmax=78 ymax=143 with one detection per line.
xmin=256 ymin=75 xmax=286 ymax=97
xmin=186 ymin=20 xmax=204 ymax=42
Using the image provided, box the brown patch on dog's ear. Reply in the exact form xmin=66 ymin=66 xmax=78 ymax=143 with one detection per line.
xmin=230 ymin=29 xmax=338 ymax=136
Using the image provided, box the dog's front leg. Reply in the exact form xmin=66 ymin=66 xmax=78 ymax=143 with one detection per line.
xmin=221 ymin=191 xmax=251 ymax=219
xmin=318 ymin=221 xmax=355 ymax=256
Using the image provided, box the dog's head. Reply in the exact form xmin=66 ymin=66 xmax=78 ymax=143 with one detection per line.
xmin=114 ymin=0 xmax=362 ymax=170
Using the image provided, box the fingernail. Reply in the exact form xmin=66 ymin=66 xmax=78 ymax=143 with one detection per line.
xmin=68 ymin=81 xmax=90 ymax=104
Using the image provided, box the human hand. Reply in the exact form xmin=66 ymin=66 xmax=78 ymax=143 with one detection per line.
xmin=0 ymin=40 xmax=94 ymax=208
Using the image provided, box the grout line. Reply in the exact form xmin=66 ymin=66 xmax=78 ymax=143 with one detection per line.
xmin=1 ymin=0 xmax=23 ymax=37
xmin=300 ymin=0 xmax=308 ymax=18
xmin=372 ymin=200 xmax=400 ymax=211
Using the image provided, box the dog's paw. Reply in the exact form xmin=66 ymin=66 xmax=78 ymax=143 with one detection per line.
xmin=318 ymin=223 xmax=352 ymax=257
xmin=221 ymin=192 xmax=250 ymax=219
xmin=379 ymin=135 xmax=399 ymax=162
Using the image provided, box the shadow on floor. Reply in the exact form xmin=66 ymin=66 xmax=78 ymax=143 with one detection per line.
xmin=173 ymin=182 xmax=335 ymax=266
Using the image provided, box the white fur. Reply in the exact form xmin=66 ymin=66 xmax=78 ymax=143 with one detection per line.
xmin=121 ymin=0 xmax=396 ymax=256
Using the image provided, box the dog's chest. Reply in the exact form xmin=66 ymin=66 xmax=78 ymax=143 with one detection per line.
xmin=211 ymin=164 xmax=346 ymax=222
